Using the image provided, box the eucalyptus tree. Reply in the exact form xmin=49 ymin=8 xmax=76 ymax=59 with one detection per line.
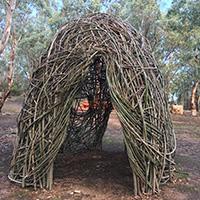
xmin=109 ymin=0 xmax=162 ymax=52
xmin=164 ymin=0 xmax=200 ymax=114
xmin=0 ymin=0 xmax=17 ymax=112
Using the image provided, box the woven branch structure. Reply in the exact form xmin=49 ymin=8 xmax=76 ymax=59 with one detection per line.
xmin=9 ymin=13 xmax=176 ymax=195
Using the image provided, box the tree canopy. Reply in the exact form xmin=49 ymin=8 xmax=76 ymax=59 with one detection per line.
xmin=0 ymin=0 xmax=199 ymax=112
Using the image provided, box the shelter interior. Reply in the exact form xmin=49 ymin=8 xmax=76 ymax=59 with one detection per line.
xmin=62 ymin=57 xmax=113 ymax=153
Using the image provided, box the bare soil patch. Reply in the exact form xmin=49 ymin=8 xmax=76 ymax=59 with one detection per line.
xmin=0 ymin=97 xmax=199 ymax=200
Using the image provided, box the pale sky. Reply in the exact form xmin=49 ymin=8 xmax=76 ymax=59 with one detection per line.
xmin=52 ymin=0 xmax=174 ymax=13
xmin=158 ymin=0 xmax=173 ymax=12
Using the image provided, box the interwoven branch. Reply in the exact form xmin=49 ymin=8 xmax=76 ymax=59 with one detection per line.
xmin=9 ymin=13 xmax=176 ymax=195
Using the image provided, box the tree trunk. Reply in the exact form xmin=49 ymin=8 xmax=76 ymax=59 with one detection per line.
xmin=0 ymin=0 xmax=16 ymax=55
xmin=191 ymin=80 xmax=199 ymax=116
xmin=0 ymin=33 xmax=17 ymax=112
xmin=196 ymin=95 xmax=200 ymax=112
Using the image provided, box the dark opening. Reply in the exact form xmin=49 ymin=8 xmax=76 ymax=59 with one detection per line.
xmin=61 ymin=57 xmax=113 ymax=153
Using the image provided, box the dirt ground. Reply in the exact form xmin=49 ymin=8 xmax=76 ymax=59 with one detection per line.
xmin=0 ymin=97 xmax=200 ymax=200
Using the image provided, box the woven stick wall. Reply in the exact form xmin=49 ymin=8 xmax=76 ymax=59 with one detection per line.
xmin=9 ymin=13 xmax=176 ymax=195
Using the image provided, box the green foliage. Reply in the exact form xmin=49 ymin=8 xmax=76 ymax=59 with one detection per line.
xmin=163 ymin=0 xmax=200 ymax=101
xmin=10 ymin=82 xmax=24 ymax=96
xmin=109 ymin=0 xmax=162 ymax=51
